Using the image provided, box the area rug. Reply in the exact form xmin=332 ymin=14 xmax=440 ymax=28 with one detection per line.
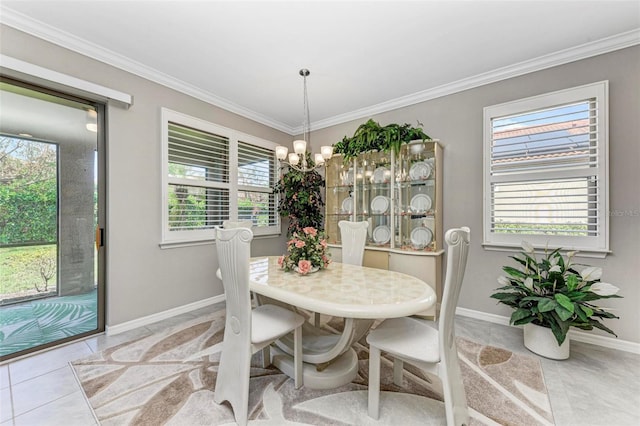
xmin=71 ymin=310 xmax=554 ymax=425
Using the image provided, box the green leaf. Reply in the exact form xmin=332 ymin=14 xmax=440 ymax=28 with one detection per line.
xmin=554 ymin=293 xmax=574 ymax=313
xmin=566 ymin=274 xmax=579 ymax=291
xmin=537 ymin=298 xmax=557 ymax=313
xmin=555 ymin=305 xmax=574 ymax=321
xmin=502 ymin=266 xmax=526 ymax=279
xmin=490 ymin=293 xmax=521 ymax=303
xmin=510 ymin=308 xmax=532 ymax=324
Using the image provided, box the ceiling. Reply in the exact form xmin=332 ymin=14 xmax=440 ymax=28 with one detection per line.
xmin=1 ymin=1 xmax=639 ymax=136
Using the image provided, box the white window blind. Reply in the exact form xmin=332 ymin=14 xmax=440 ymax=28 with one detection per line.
xmin=161 ymin=109 xmax=280 ymax=245
xmin=483 ymin=82 xmax=609 ymax=254
xmin=237 ymin=141 xmax=279 ymax=230
xmin=167 ymin=123 xmax=230 ymax=233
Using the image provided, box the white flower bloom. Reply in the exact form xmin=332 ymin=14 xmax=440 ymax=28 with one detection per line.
xmin=524 ymin=277 xmax=534 ymax=290
xmin=497 ymin=276 xmax=511 ymax=286
xmin=590 ymin=282 xmax=620 ymax=296
xmin=521 ymin=241 xmax=535 ymax=253
xmin=549 ymin=265 xmax=562 ymax=273
xmin=581 ymin=266 xmax=603 ymax=281
xmin=567 ymin=251 xmax=578 ymax=258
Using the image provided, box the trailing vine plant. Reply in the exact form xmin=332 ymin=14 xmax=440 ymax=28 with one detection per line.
xmin=273 ymin=153 xmax=325 ymax=237
xmin=332 ymin=119 xmax=431 ymax=162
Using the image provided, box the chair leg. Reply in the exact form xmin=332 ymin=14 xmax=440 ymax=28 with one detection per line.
xmin=293 ymin=326 xmax=303 ymax=389
xmin=368 ymin=346 xmax=381 ymax=419
xmin=393 ymin=358 xmax=404 ymax=386
xmin=261 ymin=345 xmax=271 ymax=368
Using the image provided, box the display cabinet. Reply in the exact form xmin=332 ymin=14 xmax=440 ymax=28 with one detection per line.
xmin=324 ymin=140 xmax=444 ymax=317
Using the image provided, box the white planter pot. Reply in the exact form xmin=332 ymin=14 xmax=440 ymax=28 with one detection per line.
xmin=523 ymin=323 xmax=570 ymax=360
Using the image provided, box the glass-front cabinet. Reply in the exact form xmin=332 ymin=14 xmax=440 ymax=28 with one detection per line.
xmin=324 ymin=140 xmax=443 ymax=317
xmin=325 ymin=140 xmax=442 ymax=251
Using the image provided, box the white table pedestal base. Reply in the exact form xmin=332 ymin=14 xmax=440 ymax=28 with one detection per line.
xmin=270 ymin=345 xmax=359 ymax=390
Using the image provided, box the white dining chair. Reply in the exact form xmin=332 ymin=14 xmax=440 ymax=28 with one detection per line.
xmin=213 ymin=227 xmax=305 ymax=426
xmin=338 ymin=220 xmax=369 ymax=266
xmin=309 ymin=220 xmax=369 ymax=327
xmin=222 ymin=220 xmax=253 ymax=229
xmin=366 ymin=227 xmax=471 ymax=425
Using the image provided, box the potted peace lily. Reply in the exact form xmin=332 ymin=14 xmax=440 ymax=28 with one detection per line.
xmin=491 ymin=242 xmax=622 ymax=359
xmin=278 ymin=227 xmax=331 ymax=275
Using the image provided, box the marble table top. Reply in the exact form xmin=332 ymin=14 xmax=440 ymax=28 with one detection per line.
xmin=249 ymin=256 xmax=436 ymax=319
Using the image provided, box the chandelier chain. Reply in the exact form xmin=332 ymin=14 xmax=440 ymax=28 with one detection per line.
xmin=301 ymin=69 xmax=310 ymax=143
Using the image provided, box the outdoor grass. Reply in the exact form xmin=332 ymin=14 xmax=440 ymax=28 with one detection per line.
xmin=0 ymin=244 xmax=57 ymax=296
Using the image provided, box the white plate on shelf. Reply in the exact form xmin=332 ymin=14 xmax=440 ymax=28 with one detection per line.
xmin=372 ymin=166 xmax=390 ymax=184
xmin=341 ymin=196 xmax=353 ymax=214
xmin=410 ymin=227 xmax=433 ymax=249
xmin=372 ymin=225 xmax=391 ymax=245
xmin=370 ymin=195 xmax=390 ymax=214
xmin=410 ymin=193 xmax=432 ymax=213
xmin=409 ymin=161 xmax=431 ymax=180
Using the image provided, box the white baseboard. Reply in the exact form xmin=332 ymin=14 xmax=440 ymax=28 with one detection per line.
xmin=106 ymin=295 xmax=225 ymax=336
xmin=456 ymin=307 xmax=640 ymax=355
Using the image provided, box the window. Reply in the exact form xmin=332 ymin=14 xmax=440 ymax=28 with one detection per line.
xmin=161 ymin=109 xmax=279 ymax=245
xmin=483 ymin=81 xmax=609 ymax=254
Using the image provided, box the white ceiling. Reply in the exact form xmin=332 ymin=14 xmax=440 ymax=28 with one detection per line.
xmin=1 ymin=1 xmax=639 ymax=135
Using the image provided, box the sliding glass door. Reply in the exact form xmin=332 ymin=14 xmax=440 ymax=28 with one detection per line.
xmin=0 ymin=77 xmax=105 ymax=360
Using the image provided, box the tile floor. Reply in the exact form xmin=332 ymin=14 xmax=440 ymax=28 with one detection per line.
xmin=0 ymin=302 xmax=638 ymax=426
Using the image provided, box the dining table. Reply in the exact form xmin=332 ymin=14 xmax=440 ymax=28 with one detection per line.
xmin=246 ymin=256 xmax=436 ymax=389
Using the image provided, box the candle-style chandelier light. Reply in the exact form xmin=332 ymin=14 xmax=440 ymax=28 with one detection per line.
xmin=275 ymin=69 xmax=333 ymax=172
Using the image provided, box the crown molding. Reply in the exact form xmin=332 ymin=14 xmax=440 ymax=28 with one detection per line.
xmin=0 ymin=7 xmax=296 ymax=135
xmin=310 ymin=28 xmax=640 ymax=131
xmin=2 ymin=6 xmax=638 ymax=135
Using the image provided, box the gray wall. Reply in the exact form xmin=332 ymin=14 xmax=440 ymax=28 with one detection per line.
xmin=3 ymin=24 xmax=638 ymax=344
xmin=309 ymin=46 xmax=640 ymax=344
xmin=1 ymin=25 xmax=291 ymax=326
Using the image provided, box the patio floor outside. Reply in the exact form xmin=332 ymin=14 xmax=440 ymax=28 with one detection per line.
xmin=0 ymin=290 xmax=97 ymax=357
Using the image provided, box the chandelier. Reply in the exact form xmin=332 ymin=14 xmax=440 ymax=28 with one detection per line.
xmin=275 ymin=69 xmax=333 ymax=172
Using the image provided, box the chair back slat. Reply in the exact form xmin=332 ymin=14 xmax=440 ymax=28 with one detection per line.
xmin=216 ymin=227 xmax=254 ymax=342
xmin=439 ymin=227 xmax=470 ymax=350
xmin=338 ymin=220 xmax=368 ymax=266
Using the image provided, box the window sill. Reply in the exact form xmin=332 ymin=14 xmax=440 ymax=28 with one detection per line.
xmin=482 ymin=243 xmax=611 ymax=259
xmin=159 ymin=233 xmax=282 ymax=250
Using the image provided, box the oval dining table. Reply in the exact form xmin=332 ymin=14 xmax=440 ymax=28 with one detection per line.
xmin=245 ymin=256 xmax=436 ymax=389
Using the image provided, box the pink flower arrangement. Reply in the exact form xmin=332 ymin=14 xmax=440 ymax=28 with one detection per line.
xmin=279 ymin=227 xmax=331 ymax=274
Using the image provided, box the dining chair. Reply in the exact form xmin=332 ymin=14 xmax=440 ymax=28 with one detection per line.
xmin=366 ymin=227 xmax=471 ymax=425
xmin=338 ymin=220 xmax=369 ymax=266
xmin=222 ymin=220 xmax=253 ymax=229
xmin=213 ymin=227 xmax=305 ymax=426
xmin=308 ymin=220 xmax=369 ymax=327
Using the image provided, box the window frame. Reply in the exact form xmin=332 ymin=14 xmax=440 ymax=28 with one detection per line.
xmin=161 ymin=108 xmax=280 ymax=246
xmin=482 ymin=81 xmax=609 ymax=255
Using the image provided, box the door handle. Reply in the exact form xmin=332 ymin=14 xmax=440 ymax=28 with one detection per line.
xmin=95 ymin=227 xmax=104 ymax=250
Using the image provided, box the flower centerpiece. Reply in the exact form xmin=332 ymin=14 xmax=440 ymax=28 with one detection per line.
xmin=278 ymin=227 xmax=331 ymax=275
xmin=490 ymin=242 xmax=622 ymax=356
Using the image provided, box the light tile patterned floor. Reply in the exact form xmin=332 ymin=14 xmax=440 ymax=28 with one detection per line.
xmin=0 ymin=303 xmax=638 ymax=426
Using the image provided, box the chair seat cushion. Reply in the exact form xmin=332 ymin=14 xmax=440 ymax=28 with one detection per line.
xmin=251 ymin=304 xmax=305 ymax=345
xmin=366 ymin=317 xmax=440 ymax=364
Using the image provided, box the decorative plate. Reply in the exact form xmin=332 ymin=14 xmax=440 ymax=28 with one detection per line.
xmin=410 ymin=227 xmax=433 ymax=249
xmin=370 ymin=195 xmax=390 ymax=214
xmin=409 ymin=161 xmax=431 ymax=180
xmin=341 ymin=196 xmax=353 ymax=214
xmin=410 ymin=193 xmax=432 ymax=213
xmin=372 ymin=225 xmax=391 ymax=245
xmin=372 ymin=166 xmax=390 ymax=184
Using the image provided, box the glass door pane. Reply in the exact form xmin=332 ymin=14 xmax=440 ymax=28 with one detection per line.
xmin=0 ymin=78 xmax=104 ymax=360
